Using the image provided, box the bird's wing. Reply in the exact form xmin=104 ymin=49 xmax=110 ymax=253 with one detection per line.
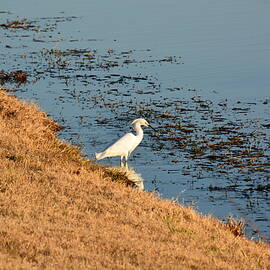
xmin=102 ymin=133 xmax=137 ymax=157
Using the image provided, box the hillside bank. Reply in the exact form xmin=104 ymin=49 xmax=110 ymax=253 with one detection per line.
xmin=0 ymin=88 xmax=269 ymax=270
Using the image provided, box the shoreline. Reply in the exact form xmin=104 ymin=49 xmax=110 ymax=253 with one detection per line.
xmin=0 ymin=88 xmax=269 ymax=269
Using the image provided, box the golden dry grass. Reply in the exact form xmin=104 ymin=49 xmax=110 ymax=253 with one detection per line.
xmin=0 ymin=88 xmax=270 ymax=270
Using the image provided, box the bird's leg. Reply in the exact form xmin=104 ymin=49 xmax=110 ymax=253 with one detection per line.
xmin=124 ymin=161 xmax=129 ymax=170
xmin=120 ymin=155 xmax=129 ymax=167
xmin=120 ymin=156 xmax=125 ymax=167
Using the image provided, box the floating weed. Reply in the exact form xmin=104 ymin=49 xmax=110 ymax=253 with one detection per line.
xmin=253 ymin=184 xmax=270 ymax=191
xmin=0 ymin=19 xmax=34 ymax=29
xmin=0 ymin=70 xmax=28 ymax=85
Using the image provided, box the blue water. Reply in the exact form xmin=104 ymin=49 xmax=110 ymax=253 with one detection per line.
xmin=1 ymin=0 xmax=270 ymax=240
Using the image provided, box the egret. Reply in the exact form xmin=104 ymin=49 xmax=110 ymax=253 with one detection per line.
xmin=95 ymin=118 xmax=155 ymax=165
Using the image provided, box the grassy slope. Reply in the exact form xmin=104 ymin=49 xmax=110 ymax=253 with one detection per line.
xmin=0 ymin=89 xmax=269 ymax=270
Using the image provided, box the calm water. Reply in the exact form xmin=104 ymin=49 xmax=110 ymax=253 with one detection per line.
xmin=1 ymin=0 xmax=270 ymax=240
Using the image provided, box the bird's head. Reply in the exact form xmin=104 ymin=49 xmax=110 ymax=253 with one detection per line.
xmin=132 ymin=118 xmax=149 ymax=127
xmin=131 ymin=118 xmax=156 ymax=131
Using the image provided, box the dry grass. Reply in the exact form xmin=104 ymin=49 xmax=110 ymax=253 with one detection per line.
xmin=0 ymin=88 xmax=270 ymax=270
xmin=225 ymin=216 xmax=245 ymax=237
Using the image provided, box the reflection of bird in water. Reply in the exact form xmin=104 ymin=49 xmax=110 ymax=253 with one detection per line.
xmin=122 ymin=164 xmax=144 ymax=191
xmin=95 ymin=118 xmax=155 ymax=166
xmin=109 ymin=164 xmax=144 ymax=191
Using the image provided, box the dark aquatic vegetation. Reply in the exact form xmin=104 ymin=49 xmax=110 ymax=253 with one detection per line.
xmin=0 ymin=70 xmax=28 ymax=85
xmin=0 ymin=19 xmax=34 ymax=29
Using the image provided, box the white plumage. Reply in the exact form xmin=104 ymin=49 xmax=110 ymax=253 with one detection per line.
xmin=95 ymin=118 xmax=153 ymax=165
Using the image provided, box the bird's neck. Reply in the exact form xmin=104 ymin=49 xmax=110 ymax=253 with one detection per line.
xmin=134 ymin=125 xmax=143 ymax=137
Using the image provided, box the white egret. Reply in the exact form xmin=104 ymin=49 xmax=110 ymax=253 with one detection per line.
xmin=95 ymin=118 xmax=155 ymax=165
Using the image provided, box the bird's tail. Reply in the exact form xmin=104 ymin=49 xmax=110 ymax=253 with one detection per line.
xmin=95 ymin=152 xmax=105 ymax=160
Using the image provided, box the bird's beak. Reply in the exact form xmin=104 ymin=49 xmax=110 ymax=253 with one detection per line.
xmin=148 ymin=124 xmax=157 ymax=132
